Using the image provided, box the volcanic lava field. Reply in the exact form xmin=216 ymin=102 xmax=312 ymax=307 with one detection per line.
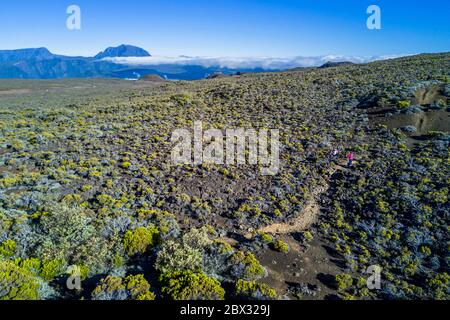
xmin=0 ymin=53 xmax=449 ymax=300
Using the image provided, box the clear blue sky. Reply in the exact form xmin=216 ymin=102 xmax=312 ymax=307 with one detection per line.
xmin=0 ymin=0 xmax=448 ymax=57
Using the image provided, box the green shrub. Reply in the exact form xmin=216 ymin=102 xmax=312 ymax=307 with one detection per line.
xmin=0 ymin=240 xmax=17 ymax=257
xmin=235 ymin=279 xmax=277 ymax=300
xmin=0 ymin=260 xmax=40 ymax=300
xmin=303 ymin=231 xmax=314 ymax=242
xmin=112 ymin=253 xmax=125 ymax=269
xmin=155 ymin=240 xmax=203 ymax=273
xmin=427 ymin=273 xmax=449 ymax=300
xmin=92 ymin=275 xmax=122 ymax=299
xmin=120 ymin=161 xmax=132 ymax=169
xmin=10 ymin=140 xmax=25 ymax=151
xmin=397 ymin=100 xmax=410 ymax=108
xmin=35 ymin=202 xmax=108 ymax=273
xmin=214 ymin=240 xmax=234 ymax=255
xmin=92 ymin=274 xmax=155 ymax=300
xmin=171 ymin=93 xmax=192 ymax=106
xmin=258 ymin=232 xmax=273 ymax=244
xmin=230 ymin=251 xmax=266 ymax=280
xmin=339 ymin=292 xmax=356 ymax=300
xmin=125 ymin=274 xmax=156 ymax=300
xmin=40 ymin=259 xmax=64 ymax=281
xmin=155 ymin=227 xmax=213 ymax=273
xmin=273 ymin=209 xmax=282 ymax=217
xmin=182 ymin=227 xmax=213 ymax=248
xmin=160 ymin=271 xmax=225 ymax=300
xmin=30 ymin=202 xmax=109 ymax=276
xmin=273 ymin=240 xmax=290 ymax=253
xmin=335 ymin=273 xmax=353 ymax=291
xmin=123 ymin=225 xmax=160 ymax=256
xmin=15 ymin=258 xmax=41 ymax=274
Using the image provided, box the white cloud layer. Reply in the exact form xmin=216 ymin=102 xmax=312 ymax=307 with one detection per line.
xmin=101 ymin=54 xmax=410 ymax=70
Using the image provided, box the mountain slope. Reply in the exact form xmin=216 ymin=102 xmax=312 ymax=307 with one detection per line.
xmin=0 ymin=48 xmax=54 ymax=63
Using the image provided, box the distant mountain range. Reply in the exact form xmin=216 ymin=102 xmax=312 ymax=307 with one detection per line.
xmin=94 ymin=45 xmax=151 ymax=60
xmin=0 ymin=45 xmax=280 ymax=80
xmin=0 ymin=44 xmax=366 ymax=80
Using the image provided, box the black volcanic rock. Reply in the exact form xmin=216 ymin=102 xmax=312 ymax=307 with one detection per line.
xmin=94 ymin=45 xmax=151 ymax=59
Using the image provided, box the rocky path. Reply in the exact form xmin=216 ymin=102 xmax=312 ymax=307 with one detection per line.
xmin=257 ymin=163 xmax=344 ymax=235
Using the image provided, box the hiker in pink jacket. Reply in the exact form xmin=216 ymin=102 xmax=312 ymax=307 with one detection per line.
xmin=347 ymin=152 xmax=354 ymax=167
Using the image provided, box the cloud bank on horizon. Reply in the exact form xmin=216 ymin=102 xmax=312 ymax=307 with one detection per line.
xmin=102 ymin=54 xmax=411 ymax=70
